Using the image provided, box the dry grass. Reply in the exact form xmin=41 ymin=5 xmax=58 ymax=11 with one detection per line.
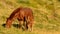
xmin=0 ymin=0 xmax=60 ymax=34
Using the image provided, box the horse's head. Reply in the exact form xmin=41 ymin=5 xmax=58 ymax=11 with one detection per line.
xmin=5 ymin=18 xmax=12 ymax=28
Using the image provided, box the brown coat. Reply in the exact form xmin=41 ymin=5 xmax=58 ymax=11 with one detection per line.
xmin=6 ymin=7 xmax=34 ymax=31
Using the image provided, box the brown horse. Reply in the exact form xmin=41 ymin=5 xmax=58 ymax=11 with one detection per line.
xmin=5 ymin=7 xmax=34 ymax=31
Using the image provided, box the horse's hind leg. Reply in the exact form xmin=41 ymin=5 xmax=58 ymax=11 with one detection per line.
xmin=26 ymin=17 xmax=34 ymax=31
xmin=26 ymin=21 xmax=33 ymax=31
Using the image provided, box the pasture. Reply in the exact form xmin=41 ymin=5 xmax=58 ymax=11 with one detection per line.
xmin=0 ymin=0 xmax=60 ymax=34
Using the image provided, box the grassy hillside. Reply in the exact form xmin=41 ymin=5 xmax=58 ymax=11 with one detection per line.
xmin=0 ymin=0 xmax=60 ymax=34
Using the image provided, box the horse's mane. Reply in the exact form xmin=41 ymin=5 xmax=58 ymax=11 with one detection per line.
xmin=8 ymin=7 xmax=21 ymax=19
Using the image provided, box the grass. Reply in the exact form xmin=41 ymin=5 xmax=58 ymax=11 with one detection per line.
xmin=0 ymin=0 xmax=60 ymax=34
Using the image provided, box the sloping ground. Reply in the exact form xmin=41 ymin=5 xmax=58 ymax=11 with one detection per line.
xmin=0 ymin=0 xmax=60 ymax=34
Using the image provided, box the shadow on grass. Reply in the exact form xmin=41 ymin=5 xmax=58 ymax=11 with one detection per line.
xmin=2 ymin=24 xmax=6 ymax=27
xmin=13 ymin=24 xmax=21 ymax=28
xmin=2 ymin=24 xmax=21 ymax=28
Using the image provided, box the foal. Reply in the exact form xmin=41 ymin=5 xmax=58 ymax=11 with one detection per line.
xmin=5 ymin=7 xmax=34 ymax=31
